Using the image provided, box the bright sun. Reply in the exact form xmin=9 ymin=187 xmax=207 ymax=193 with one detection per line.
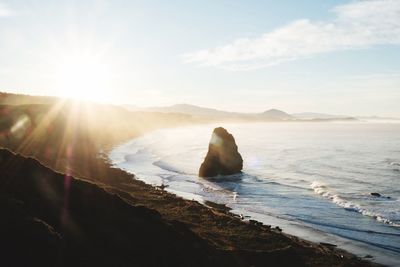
xmin=54 ymin=55 xmax=112 ymax=102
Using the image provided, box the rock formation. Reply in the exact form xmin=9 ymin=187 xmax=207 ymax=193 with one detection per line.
xmin=199 ymin=127 xmax=243 ymax=177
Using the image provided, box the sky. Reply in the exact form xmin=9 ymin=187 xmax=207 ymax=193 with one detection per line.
xmin=0 ymin=0 xmax=400 ymax=116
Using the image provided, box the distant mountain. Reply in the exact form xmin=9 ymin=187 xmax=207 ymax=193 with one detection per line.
xmin=121 ymin=104 xmax=142 ymax=111
xmin=291 ymin=112 xmax=350 ymax=120
xmin=356 ymin=116 xmax=400 ymax=121
xmin=261 ymin=109 xmax=293 ymax=119
xmin=133 ymin=104 xmax=293 ymax=121
xmin=145 ymin=104 xmax=238 ymax=117
xmin=123 ymin=103 xmax=363 ymax=122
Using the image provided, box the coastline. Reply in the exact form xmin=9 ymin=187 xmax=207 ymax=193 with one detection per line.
xmin=0 ymin=100 xmax=383 ymax=266
xmin=108 ymin=123 xmax=400 ymax=266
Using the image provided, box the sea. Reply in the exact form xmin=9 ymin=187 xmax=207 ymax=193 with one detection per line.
xmin=109 ymin=122 xmax=400 ymax=266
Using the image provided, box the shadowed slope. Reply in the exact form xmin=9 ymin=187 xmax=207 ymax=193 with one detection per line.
xmin=0 ymin=149 xmax=223 ymax=267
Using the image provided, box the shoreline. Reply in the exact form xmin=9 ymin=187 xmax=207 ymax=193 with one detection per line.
xmin=107 ymin=123 xmax=395 ymax=266
xmin=108 ymin=124 xmax=398 ymax=266
xmin=0 ymin=100 xmax=383 ymax=266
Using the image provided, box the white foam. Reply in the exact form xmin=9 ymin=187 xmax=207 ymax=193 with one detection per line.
xmin=311 ymin=181 xmax=400 ymax=227
xmin=153 ymin=160 xmax=186 ymax=174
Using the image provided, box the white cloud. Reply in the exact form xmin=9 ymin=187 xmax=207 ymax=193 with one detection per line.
xmin=183 ymin=0 xmax=400 ymax=70
xmin=0 ymin=3 xmax=14 ymax=17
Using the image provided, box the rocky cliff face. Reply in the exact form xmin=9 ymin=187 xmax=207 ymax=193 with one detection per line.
xmin=199 ymin=127 xmax=243 ymax=177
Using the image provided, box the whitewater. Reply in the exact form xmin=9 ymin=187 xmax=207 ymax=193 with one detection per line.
xmin=109 ymin=122 xmax=400 ymax=266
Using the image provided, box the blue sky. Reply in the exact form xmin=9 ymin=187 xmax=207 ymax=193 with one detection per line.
xmin=0 ymin=0 xmax=399 ymax=116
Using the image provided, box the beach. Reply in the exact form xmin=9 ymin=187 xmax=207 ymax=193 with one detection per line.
xmin=0 ymin=94 xmax=384 ymax=266
xmin=109 ymin=122 xmax=400 ymax=266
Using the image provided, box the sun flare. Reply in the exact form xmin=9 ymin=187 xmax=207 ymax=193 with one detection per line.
xmin=54 ymin=55 xmax=112 ymax=102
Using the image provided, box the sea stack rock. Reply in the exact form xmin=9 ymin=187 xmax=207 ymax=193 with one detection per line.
xmin=199 ymin=127 xmax=243 ymax=177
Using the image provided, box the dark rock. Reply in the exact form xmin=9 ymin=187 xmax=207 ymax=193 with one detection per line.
xmin=204 ymin=200 xmax=231 ymax=212
xmin=320 ymin=242 xmax=337 ymax=248
xmin=370 ymin=192 xmax=381 ymax=197
xmin=249 ymin=220 xmax=263 ymax=227
xmin=156 ymin=183 xmax=169 ymax=190
xmin=199 ymin=127 xmax=243 ymax=177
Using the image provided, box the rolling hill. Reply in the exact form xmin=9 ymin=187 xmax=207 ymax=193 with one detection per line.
xmin=126 ymin=104 xmax=294 ymax=121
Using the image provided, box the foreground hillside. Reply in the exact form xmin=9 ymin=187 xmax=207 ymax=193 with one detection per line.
xmin=0 ymin=149 xmax=224 ymax=267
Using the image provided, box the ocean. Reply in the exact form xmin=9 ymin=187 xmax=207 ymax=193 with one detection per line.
xmin=109 ymin=122 xmax=400 ymax=266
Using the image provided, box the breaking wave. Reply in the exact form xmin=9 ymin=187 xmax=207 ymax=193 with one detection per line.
xmin=153 ymin=160 xmax=188 ymax=174
xmin=311 ymin=181 xmax=400 ymax=227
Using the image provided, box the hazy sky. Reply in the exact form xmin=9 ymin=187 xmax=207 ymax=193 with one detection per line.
xmin=0 ymin=0 xmax=400 ymax=116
